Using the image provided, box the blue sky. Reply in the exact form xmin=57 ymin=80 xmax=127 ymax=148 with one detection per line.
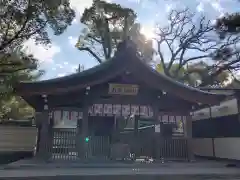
xmin=24 ymin=0 xmax=240 ymax=80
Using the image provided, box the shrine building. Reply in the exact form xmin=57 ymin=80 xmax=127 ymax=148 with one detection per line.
xmin=14 ymin=40 xmax=227 ymax=162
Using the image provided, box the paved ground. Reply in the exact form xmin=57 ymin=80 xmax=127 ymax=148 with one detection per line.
xmin=0 ymin=158 xmax=240 ymax=179
xmin=0 ymin=167 xmax=240 ymax=179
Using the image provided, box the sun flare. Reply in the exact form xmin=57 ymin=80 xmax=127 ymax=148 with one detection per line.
xmin=140 ymin=26 xmax=155 ymax=40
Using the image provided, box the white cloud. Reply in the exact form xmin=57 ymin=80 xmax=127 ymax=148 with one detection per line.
xmin=165 ymin=4 xmax=173 ymax=13
xmin=197 ymin=2 xmax=204 ymax=12
xmin=69 ymin=0 xmax=93 ymax=17
xmin=72 ymin=18 xmax=78 ymax=24
xmin=55 ymin=64 xmax=64 ymax=69
xmin=70 ymin=0 xmax=112 ymax=18
xmin=68 ymin=36 xmax=78 ymax=47
xmin=126 ymin=0 xmax=141 ymax=3
xmin=199 ymin=0 xmax=224 ymax=14
xmin=70 ymin=65 xmax=79 ymax=71
xmin=57 ymin=73 xmax=66 ymax=77
xmin=211 ymin=1 xmax=224 ymax=13
xmin=23 ymin=39 xmax=61 ymax=63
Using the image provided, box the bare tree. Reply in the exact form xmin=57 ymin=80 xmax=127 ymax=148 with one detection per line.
xmin=155 ymin=9 xmax=240 ymax=87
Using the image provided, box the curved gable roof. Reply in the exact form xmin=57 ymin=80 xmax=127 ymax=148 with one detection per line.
xmin=15 ymin=40 xmax=227 ymax=105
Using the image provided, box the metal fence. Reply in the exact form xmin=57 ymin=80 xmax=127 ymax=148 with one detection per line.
xmin=51 ymin=128 xmax=78 ymax=161
xmin=50 ymin=128 xmax=188 ymax=161
xmin=119 ymin=132 xmax=188 ymax=160
xmin=157 ymin=138 xmax=188 ymax=160
xmin=85 ymin=136 xmax=110 ymax=159
xmin=51 ymin=128 xmax=111 ymax=161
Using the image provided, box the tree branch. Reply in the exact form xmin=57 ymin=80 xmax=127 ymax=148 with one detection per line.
xmin=77 ymin=47 xmax=103 ymax=63
xmin=0 ymin=0 xmax=32 ymax=51
xmin=156 ymin=40 xmax=169 ymax=76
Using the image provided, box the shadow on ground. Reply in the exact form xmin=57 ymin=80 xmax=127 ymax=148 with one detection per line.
xmin=0 ymin=152 xmax=33 ymax=165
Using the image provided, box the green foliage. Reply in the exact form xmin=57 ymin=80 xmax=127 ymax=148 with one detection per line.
xmin=156 ymin=63 xmax=185 ymax=77
xmin=227 ymin=78 xmax=240 ymax=89
xmin=214 ymin=6 xmax=240 ymax=84
xmin=76 ymin=0 xmax=154 ymax=63
xmin=215 ymin=13 xmax=240 ymax=38
xmin=0 ymin=52 xmax=43 ymax=119
xmin=156 ymin=61 xmax=229 ymax=87
xmin=0 ymin=0 xmax=75 ymax=52
xmin=0 ymin=96 xmax=35 ymax=119
xmin=186 ymin=62 xmax=229 ymax=87
xmin=0 ymin=0 xmax=74 ymax=119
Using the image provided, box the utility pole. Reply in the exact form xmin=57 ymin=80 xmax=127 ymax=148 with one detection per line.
xmin=77 ymin=64 xmax=84 ymax=73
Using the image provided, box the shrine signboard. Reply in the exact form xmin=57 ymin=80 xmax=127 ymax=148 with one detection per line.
xmin=108 ymin=83 xmax=139 ymax=95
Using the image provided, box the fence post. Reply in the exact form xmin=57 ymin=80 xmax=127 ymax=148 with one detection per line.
xmin=186 ymin=114 xmax=195 ymax=161
xmin=35 ymin=111 xmax=50 ymax=161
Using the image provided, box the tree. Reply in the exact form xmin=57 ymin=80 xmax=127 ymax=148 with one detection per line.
xmin=215 ymin=8 xmax=240 ymax=87
xmin=156 ymin=61 xmax=228 ymax=87
xmin=75 ymin=0 xmax=154 ymax=64
xmin=0 ymin=63 xmax=44 ymax=119
xmin=0 ymin=51 xmax=44 ymax=119
xmin=155 ymin=8 xmax=240 ymax=87
xmin=0 ymin=0 xmax=75 ymax=119
xmin=0 ymin=0 xmax=75 ymax=73
xmin=0 ymin=96 xmax=35 ymax=120
xmin=0 ymin=0 xmax=75 ymax=118
xmin=215 ymin=13 xmax=240 ymax=38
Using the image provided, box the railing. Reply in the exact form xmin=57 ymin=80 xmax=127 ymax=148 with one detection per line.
xmin=51 ymin=128 xmax=78 ymax=161
xmin=157 ymin=138 xmax=188 ymax=160
xmin=49 ymin=128 xmax=188 ymax=161
xmin=119 ymin=132 xmax=188 ymax=160
xmin=51 ymin=128 xmax=111 ymax=161
xmin=86 ymin=136 xmax=110 ymax=159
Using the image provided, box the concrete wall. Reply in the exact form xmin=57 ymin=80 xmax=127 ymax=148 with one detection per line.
xmin=0 ymin=126 xmax=37 ymax=152
xmin=192 ymin=138 xmax=214 ymax=157
xmin=193 ymin=98 xmax=238 ymax=120
xmin=193 ymin=138 xmax=240 ymax=160
xmin=214 ymin=138 xmax=240 ymax=160
xmin=192 ymin=98 xmax=240 ymax=160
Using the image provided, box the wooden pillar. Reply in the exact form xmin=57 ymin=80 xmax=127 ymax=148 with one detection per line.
xmin=35 ymin=112 xmax=47 ymax=159
xmin=134 ymin=115 xmax=139 ymax=156
xmin=153 ymin=105 xmax=160 ymax=159
xmin=237 ymin=94 xmax=240 ymax=123
xmin=76 ymin=116 xmax=82 ymax=159
xmin=77 ymin=88 xmax=90 ymax=160
xmin=112 ymin=115 xmax=118 ymax=142
xmin=76 ymin=106 xmax=89 ymax=160
xmin=82 ymin=105 xmax=89 ymax=158
xmin=134 ymin=115 xmax=139 ymax=136
xmin=186 ymin=113 xmax=195 ymax=161
xmin=35 ymin=95 xmax=53 ymax=161
xmin=209 ymin=106 xmax=216 ymax=158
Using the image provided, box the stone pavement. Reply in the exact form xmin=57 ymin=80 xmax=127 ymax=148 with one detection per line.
xmin=0 ymin=158 xmax=240 ymax=179
xmin=0 ymin=167 xmax=240 ymax=179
